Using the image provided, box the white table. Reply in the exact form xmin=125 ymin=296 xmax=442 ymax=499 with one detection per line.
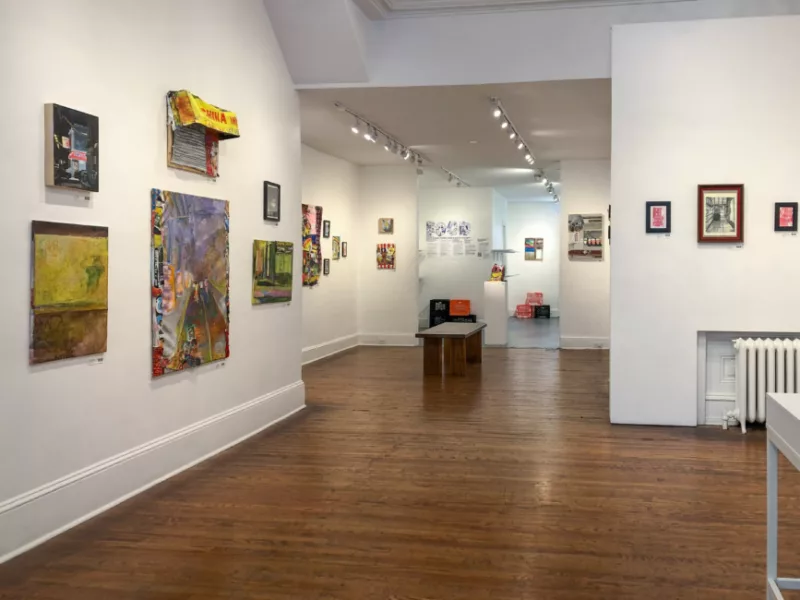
xmin=767 ymin=393 xmax=800 ymax=599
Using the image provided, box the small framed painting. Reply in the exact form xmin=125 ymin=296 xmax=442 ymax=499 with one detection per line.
xmin=323 ymin=220 xmax=331 ymax=238
xmin=775 ymin=202 xmax=798 ymax=232
xmin=332 ymin=236 xmax=341 ymax=260
xmin=263 ymin=181 xmax=281 ymax=222
xmin=524 ymin=238 xmax=543 ymax=261
xmin=698 ymin=184 xmax=744 ymax=243
xmin=342 ymin=241 xmax=347 ymax=257
xmin=323 ymin=259 xmax=330 ymax=275
xmin=645 ymin=201 xmax=671 ymax=234
xmin=378 ymin=218 xmax=394 ymax=234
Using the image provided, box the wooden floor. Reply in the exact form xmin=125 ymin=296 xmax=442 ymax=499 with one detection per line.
xmin=2 ymin=347 xmax=800 ymax=599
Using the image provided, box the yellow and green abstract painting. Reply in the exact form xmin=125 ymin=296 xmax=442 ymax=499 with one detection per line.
xmin=31 ymin=221 xmax=109 ymax=364
xmin=252 ymin=240 xmax=293 ymax=304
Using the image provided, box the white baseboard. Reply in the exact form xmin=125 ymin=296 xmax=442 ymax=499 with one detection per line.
xmin=302 ymin=334 xmax=358 ymax=365
xmin=358 ymin=333 xmax=420 ymax=347
xmin=560 ymin=336 xmax=609 ymax=349
xmin=705 ymin=397 xmax=736 ymax=426
xmin=0 ymin=381 xmax=305 ymax=564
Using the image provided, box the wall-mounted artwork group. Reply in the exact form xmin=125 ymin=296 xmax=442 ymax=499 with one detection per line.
xmin=30 ymin=221 xmax=108 ymax=364
xmin=151 ymin=189 xmax=230 ymax=378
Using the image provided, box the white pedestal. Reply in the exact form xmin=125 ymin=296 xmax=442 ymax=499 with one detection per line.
xmin=484 ymin=281 xmax=508 ymax=346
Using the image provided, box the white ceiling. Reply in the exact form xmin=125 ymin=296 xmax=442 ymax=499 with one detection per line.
xmin=352 ymin=0 xmax=690 ymax=19
xmin=299 ymin=79 xmax=609 ymax=200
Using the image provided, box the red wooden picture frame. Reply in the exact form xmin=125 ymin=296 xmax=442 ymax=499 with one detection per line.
xmin=698 ymin=184 xmax=744 ymax=244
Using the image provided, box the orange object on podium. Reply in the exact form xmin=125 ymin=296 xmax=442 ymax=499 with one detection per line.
xmin=449 ymin=299 xmax=471 ymax=316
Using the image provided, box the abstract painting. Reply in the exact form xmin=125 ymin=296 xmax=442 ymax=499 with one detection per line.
xmin=377 ymin=243 xmax=395 ymax=270
xmin=30 ymin=221 xmax=108 ymax=364
xmin=525 ymin=238 xmax=543 ymax=261
xmin=45 ymin=104 xmax=99 ymax=192
xmin=252 ymin=240 xmax=293 ymax=304
xmin=774 ymin=202 xmax=798 ymax=232
xmin=332 ymin=236 xmax=341 ymax=260
xmin=379 ymin=218 xmax=394 ymax=234
xmin=151 ymin=189 xmax=230 ymax=378
xmin=302 ymin=204 xmax=322 ymax=286
xmin=645 ymin=201 xmax=671 ymax=234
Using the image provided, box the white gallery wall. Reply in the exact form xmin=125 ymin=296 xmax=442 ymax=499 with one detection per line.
xmin=301 ymin=146 xmax=359 ymax=363
xmin=506 ymin=201 xmax=561 ymax=315
xmin=418 ymin=187 xmax=494 ymax=319
xmin=0 ymin=0 xmax=303 ymax=562
xmin=358 ymin=166 xmax=420 ymax=346
xmin=611 ymin=15 xmax=800 ymax=426
xmin=559 ymin=160 xmax=611 ymax=348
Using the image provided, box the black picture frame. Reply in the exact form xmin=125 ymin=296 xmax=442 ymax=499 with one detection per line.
xmin=342 ymin=241 xmax=347 ymax=257
xmin=323 ymin=220 xmax=331 ymax=238
xmin=645 ymin=201 xmax=671 ymax=234
xmin=263 ymin=181 xmax=281 ymax=222
xmin=323 ymin=258 xmax=330 ymax=275
xmin=775 ymin=202 xmax=798 ymax=232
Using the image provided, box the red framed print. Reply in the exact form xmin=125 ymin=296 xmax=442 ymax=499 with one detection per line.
xmin=698 ymin=184 xmax=744 ymax=243
xmin=645 ymin=201 xmax=671 ymax=234
xmin=775 ymin=202 xmax=798 ymax=232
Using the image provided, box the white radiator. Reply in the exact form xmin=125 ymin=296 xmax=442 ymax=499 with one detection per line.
xmin=733 ymin=338 xmax=800 ymax=433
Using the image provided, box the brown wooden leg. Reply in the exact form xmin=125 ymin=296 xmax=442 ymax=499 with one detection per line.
xmin=451 ymin=339 xmax=467 ymax=376
xmin=423 ymin=338 xmax=443 ymax=376
xmin=467 ymin=332 xmax=483 ymax=364
xmin=443 ymin=339 xmax=453 ymax=374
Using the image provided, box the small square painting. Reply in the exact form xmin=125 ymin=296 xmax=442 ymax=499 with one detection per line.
xmin=378 ymin=218 xmax=394 ymax=234
xmin=252 ymin=240 xmax=293 ymax=304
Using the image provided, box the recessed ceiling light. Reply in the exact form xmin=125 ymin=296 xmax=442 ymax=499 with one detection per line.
xmin=469 ymin=140 xmax=478 ymax=144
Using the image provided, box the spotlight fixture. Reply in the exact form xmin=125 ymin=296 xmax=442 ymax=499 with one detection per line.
xmin=525 ymin=153 xmax=532 ymax=162
xmin=509 ymin=131 xmax=516 ymax=140
xmin=335 ymin=100 xmax=470 ymax=187
xmin=490 ymin=97 xmax=537 ymax=168
xmin=448 ymin=174 xmax=454 ymax=183
xmin=517 ymin=142 xmax=524 ymax=150
xmin=492 ymin=107 xmax=502 ymax=118
xmin=542 ymin=177 xmax=548 ymax=185
xmin=501 ymin=120 xmax=509 ymax=129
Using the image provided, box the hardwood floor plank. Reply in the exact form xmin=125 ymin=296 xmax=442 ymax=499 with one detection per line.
xmin=1 ymin=347 xmax=799 ymax=599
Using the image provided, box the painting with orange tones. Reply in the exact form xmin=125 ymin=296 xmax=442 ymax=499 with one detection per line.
xmin=151 ymin=189 xmax=230 ymax=378
xmin=30 ymin=221 xmax=108 ymax=364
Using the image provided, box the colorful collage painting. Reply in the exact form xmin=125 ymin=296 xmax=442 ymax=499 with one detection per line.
xmin=377 ymin=243 xmax=396 ymax=270
xmin=302 ymin=204 xmax=322 ymax=286
xmin=525 ymin=238 xmax=543 ymax=261
xmin=252 ymin=240 xmax=293 ymax=304
xmin=30 ymin=221 xmax=108 ymax=364
xmin=151 ymin=189 xmax=230 ymax=378
xmin=332 ymin=236 xmax=341 ymax=260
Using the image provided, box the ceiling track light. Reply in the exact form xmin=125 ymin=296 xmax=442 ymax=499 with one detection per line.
xmin=335 ymin=101 xmax=470 ymax=187
xmin=490 ymin=97 xmax=537 ymax=168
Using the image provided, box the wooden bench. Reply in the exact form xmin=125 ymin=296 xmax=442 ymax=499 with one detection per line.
xmin=415 ymin=322 xmax=486 ymax=376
